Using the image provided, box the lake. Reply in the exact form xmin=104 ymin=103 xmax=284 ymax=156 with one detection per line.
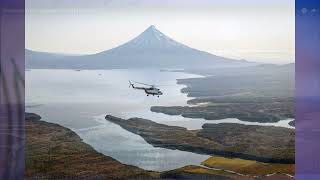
xmin=26 ymin=69 xmax=293 ymax=171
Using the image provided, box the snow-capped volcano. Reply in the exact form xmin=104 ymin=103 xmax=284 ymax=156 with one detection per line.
xmin=26 ymin=25 xmax=252 ymax=69
xmin=101 ymin=25 xmax=191 ymax=55
xmin=122 ymin=25 xmax=189 ymax=49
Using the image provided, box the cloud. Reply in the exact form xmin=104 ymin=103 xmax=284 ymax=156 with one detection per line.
xmin=301 ymin=8 xmax=308 ymax=14
xmin=311 ymin=8 xmax=317 ymax=13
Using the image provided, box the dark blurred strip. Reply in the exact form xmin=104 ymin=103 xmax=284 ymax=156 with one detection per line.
xmin=0 ymin=61 xmax=12 ymax=179
xmin=0 ymin=0 xmax=25 ymax=179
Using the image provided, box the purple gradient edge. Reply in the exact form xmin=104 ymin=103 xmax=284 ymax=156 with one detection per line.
xmin=0 ymin=0 xmax=25 ymax=179
xmin=296 ymin=0 xmax=320 ymax=179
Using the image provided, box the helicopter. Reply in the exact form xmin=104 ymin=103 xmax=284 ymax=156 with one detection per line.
xmin=129 ymin=81 xmax=163 ymax=97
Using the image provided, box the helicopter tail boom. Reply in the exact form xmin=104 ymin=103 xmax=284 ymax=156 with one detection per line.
xmin=129 ymin=81 xmax=135 ymax=88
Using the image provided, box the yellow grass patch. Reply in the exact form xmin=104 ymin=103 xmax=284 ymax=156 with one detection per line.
xmin=202 ymin=156 xmax=294 ymax=176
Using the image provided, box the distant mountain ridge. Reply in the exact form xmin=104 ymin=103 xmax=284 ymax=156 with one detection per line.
xmin=26 ymin=25 xmax=254 ymax=69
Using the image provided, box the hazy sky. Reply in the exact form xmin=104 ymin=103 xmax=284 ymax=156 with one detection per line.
xmin=26 ymin=0 xmax=295 ymax=64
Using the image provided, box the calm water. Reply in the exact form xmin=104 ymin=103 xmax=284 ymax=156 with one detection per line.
xmin=26 ymin=69 xmax=211 ymax=171
xmin=26 ymin=69 xmax=293 ymax=171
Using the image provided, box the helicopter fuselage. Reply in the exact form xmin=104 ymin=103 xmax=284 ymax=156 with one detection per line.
xmin=130 ymin=83 xmax=163 ymax=96
xmin=144 ymin=87 xmax=163 ymax=96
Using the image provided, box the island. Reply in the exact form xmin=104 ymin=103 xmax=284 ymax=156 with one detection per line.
xmin=151 ymin=97 xmax=293 ymax=123
xmin=105 ymin=115 xmax=295 ymax=164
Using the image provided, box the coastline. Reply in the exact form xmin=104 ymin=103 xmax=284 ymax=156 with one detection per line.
xmin=26 ymin=112 xmax=294 ymax=179
xmin=105 ymin=115 xmax=295 ymax=164
xmin=25 ymin=113 xmax=159 ymax=179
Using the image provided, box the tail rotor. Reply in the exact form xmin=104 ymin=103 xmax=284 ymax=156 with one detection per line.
xmin=129 ymin=81 xmax=134 ymax=88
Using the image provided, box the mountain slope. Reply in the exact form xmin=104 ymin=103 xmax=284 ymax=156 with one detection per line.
xmin=26 ymin=25 xmax=253 ymax=69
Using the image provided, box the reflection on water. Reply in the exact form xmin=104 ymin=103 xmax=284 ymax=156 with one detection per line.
xmin=26 ymin=69 xmax=293 ymax=171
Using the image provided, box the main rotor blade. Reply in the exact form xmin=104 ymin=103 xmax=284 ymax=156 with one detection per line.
xmin=153 ymin=84 xmax=176 ymax=87
xmin=132 ymin=81 xmax=154 ymax=87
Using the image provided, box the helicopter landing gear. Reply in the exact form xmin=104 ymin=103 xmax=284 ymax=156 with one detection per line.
xmin=157 ymin=96 xmax=159 ymax=98
xmin=147 ymin=94 xmax=149 ymax=96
